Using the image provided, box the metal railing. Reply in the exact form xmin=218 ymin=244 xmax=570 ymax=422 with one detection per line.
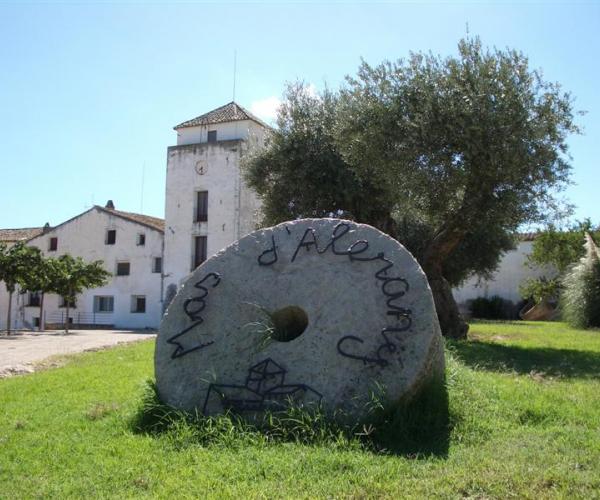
xmin=45 ymin=310 xmax=114 ymax=328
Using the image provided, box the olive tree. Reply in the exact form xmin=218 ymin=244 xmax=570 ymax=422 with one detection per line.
xmin=245 ymin=37 xmax=579 ymax=339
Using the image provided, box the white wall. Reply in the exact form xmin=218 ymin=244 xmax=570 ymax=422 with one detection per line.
xmin=452 ymin=241 xmax=553 ymax=305
xmin=0 ymin=208 xmax=164 ymax=330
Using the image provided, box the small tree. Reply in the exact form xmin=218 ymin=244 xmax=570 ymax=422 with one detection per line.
xmin=0 ymin=243 xmax=43 ymax=334
xmin=561 ymin=233 xmax=600 ymax=329
xmin=51 ymin=255 xmax=110 ymax=333
xmin=19 ymin=256 xmax=59 ymax=331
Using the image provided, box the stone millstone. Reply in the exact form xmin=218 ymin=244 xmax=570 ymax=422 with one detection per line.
xmin=155 ymin=219 xmax=444 ymax=421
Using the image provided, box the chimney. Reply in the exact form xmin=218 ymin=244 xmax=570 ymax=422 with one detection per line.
xmin=105 ymin=200 xmax=115 ymax=210
xmin=43 ymin=222 xmax=51 ymax=233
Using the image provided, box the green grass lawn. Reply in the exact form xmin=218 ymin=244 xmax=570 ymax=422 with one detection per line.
xmin=1 ymin=322 xmax=599 ymax=498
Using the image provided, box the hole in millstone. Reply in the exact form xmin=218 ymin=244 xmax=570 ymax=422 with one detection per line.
xmin=269 ymin=306 xmax=308 ymax=342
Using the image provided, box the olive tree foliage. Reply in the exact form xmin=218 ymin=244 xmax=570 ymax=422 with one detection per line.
xmin=0 ymin=243 xmax=43 ymax=334
xmin=245 ymin=37 xmax=579 ymax=339
xmin=245 ymin=84 xmax=393 ymax=229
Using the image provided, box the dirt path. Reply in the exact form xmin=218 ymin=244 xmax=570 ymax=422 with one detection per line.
xmin=0 ymin=330 xmax=156 ymax=377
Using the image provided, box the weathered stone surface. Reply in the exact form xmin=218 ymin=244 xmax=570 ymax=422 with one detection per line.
xmin=155 ymin=219 xmax=444 ymax=420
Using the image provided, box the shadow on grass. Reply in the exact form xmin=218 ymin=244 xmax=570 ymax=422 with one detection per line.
xmin=131 ymin=378 xmax=450 ymax=459
xmin=449 ymin=340 xmax=600 ymax=379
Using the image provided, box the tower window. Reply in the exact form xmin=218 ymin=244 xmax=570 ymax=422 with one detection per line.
xmin=207 ymin=130 xmax=217 ymax=143
xmin=193 ymin=236 xmax=207 ymax=269
xmin=195 ymin=191 xmax=208 ymax=222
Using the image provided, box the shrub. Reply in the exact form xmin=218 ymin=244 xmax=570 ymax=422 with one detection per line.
xmin=469 ymin=296 xmax=517 ymax=320
xmin=561 ymin=233 xmax=600 ymax=329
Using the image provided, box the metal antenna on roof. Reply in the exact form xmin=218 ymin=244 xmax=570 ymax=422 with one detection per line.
xmin=140 ymin=162 xmax=145 ymax=213
xmin=232 ymin=49 xmax=237 ymax=102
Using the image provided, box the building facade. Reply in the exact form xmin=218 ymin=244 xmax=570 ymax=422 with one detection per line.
xmin=0 ymin=203 xmax=164 ymax=330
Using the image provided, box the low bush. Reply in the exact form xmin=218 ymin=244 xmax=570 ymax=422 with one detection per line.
xmin=469 ymin=295 xmax=517 ymax=320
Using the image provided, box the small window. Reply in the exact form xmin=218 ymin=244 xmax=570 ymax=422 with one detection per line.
xmin=28 ymin=291 xmax=41 ymax=307
xmin=137 ymin=233 xmax=146 ymax=246
xmin=131 ymin=295 xmax=146 ymax=313
xmin=116 ymin=262 xmax=130 ymax=276
xmin=153 ymin=257 xmax=162 ymax=274
xmin=193 ymin=235 xmax=207 ymax=269
xmin=33 ymin=317 xmax=40 ymax=328
xmin=207 ymin=130 xmax=217 ymax=143
xmin=195 ymin=191 xmax=208 ymax=222
xmin=60 ymin=296 xmax=77 ymax=309
xmin=94 ymin=296 xmax=114 ymax=313
xmin=106 ymin=229 xmax=116 ymax=245
xmin=49 ymin=237 xmax=58 ymax=251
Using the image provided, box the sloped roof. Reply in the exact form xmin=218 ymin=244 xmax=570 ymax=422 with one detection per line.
xmin=518 ymin=232 xmax=539 ymax=242
xmin=96 ymin=206 xmax=165 ymax=233
xmin=0 ymin=227 xmax=45 ymax=243
xmin=174 ymin=101 xmax=270 ymax=130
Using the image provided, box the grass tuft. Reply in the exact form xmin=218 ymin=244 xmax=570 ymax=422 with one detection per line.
xmin=131 ymin=376 xmax=450 ymax=457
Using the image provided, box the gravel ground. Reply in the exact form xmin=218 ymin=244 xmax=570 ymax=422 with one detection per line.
xmin=0 ymin=329 xmax=156 ymax=377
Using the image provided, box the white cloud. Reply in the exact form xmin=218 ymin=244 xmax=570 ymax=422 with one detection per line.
xmin=250 ymin=96 xmax=282 ymax=124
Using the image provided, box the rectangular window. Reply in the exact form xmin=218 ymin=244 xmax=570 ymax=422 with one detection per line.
xmin=28 ymin=291 xmax=41 ymax=307
xmin=195 ymin=191 xmax=208 ymax=222
xmin=116 ymin=262 xmax=130 ymax=276
xmin=60 ymin=296 xmax=77 ymax=308
xmin=33 ymin=317 xmax=40 ymax=328
xmin=207 ymin=130 xmax=217 ymax=143
xmin=153 ymin=257 xmax=162 ymax=274
xmin=131 ymin=295 xmax=146 ymax=313
xmin=193 ymin=236 xmax=207 ymax=269
xmin=49 ymin=237 xmax=58 ymax=251
xmin=94 ymin=296 xmax=114 ymax=313
xmin=137 ymin=233 xmax=146 ymax=246
xmin=106 ymin=229 xmax=116 ymax=245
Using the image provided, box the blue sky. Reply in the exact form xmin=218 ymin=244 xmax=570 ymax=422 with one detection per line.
xmin=1 ymin=1 xmax=598 ymax=229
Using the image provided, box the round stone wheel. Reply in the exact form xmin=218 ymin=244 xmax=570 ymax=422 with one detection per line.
xmin=155 ymin=219 xmax=444 ymax=421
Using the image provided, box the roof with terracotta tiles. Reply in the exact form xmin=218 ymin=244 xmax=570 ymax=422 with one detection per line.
xmin=174 ymin=101 xmax=270 ymax=130
xmin=0 ymin=227 xmax=45 ymax=243
xmin=95 ymin=206 xmax=164 ymax=233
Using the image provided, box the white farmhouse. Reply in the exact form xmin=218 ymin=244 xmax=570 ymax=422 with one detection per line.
xmin=162 ymin=102 xmax=269 ymax=297
xmin=0 ymin=202 xmax=164 ymax=330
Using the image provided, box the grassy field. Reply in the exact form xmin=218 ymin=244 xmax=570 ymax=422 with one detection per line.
xmin=1 ymin=322 xmax=599 ymax=498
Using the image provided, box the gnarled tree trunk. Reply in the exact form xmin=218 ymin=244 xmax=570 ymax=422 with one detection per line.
xmin=422 ymin=226 xmax=469 ymax=340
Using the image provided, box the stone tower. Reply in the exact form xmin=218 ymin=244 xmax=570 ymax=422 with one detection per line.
xmin=163 ymin=102 xmax=269 ymax=299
